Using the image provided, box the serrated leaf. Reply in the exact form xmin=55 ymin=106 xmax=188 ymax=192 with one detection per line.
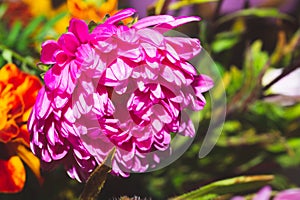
xmin=170 ymin=175 xmax=274 ymax=200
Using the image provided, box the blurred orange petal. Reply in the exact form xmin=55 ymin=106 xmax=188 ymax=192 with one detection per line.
xmin=98 ymin=0 xmax=118 ymax=13
xmin=0 ymin=63 xmax=19 ymax=83
xmin=0 ymin=63 xmax=42 ymax=193
xmin=16 ymin=74 xmax=42 ymax=113
xmin=0 ymin=120 xmax=19 ymax=143
xmin=11 ymin=142 xmax=43 ymax=184
xmin=0 ymin=156 xmax=25 ymax=193
xmin=67 ymin=0 xmax=118 ymax=22
xmin=14 ymin=125 xmax=30 ymax=146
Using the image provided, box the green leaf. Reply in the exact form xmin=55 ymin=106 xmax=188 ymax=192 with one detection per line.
xmin=17 ymin=16 xmax=45 ymax=51
xmin=169 ymin=0 xmax=218 ymax=11
xmin=242 ymin=40 xmax=269 ymax=94
xmin=20 ymin=56 xmax=37 ymax=74
xmin=283 ymin=103 xmax=300 ymax=120
xmin=250 ymin=101 xmax=284 ymax=122
xmin=88 ymin=21 xmax=99 ymax=32
xmin=217 ymin=8 xmax=293 ymax=25
xmin=212 ymin=35 xmax=240 ymax=53
xmin=276 ymin=151 xmax=300 ymax=168
xmin=37 ymin=63 xmax=52 ymax=71
xmin=0 ymin=44 xmax=37 ymax=69
xmin=170 ymin=175 xmax=274 ymax=200
xmin=249 ymin=40 xmax=269 ymax=76
xmin=0 ymin=3 xmax=7 ymax=19
xmin=222 ymin=120 xmax=242 ymax=133
xmin=2 ymin=49 xmax=12 ymax=63
xmin=36 ymin=11 xmax=67 ymax=40
xmin=0 ymin=56 xmax=5 ymax=67
xmin=267 ymin=138 xmax=300 ymax=153
xmin=224 ymin=66 xmax=244 ymax=96
xmin=6 ymin=21 xmax=22 ymax=47
xmin=212 ymin=19 xmax=245 ymax=53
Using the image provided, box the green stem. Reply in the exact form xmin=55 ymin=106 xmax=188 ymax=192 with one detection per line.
xmin=0 ymin=44 xmax=36 ymax=69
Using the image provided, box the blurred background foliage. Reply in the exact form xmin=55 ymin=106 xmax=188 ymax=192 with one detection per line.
xmin=0 ymin=0 xmax=299 ymax=199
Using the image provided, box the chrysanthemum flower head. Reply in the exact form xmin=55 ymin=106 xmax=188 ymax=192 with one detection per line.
xmin=29 ymin=8 xmax=213 ymax=182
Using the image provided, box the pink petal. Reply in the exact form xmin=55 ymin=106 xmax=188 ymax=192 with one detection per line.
xmin=138 ymin=28 xmax=164 ymax=47
xmin=68 ymin=18 xmax=89 ymax=43
xmin=155 ymin=16 xmax=201 ymax=31
xmin=109 ymin=58 xmax=133 ymax=81
xmin=275 ymin=188 xmax=300 ymax=200
xmin=136 ymin=136 xmax=153 ymax=151
xmin=58 ymin=33 xmax=80 ymax=55
xmin=180 ymin=61 xmax=197 ymax=76
xmin=151 ymin=84 xmax=162 ymax=99
xmin=117 ymin=26 xmax=139 ymax=43
xmin=161 ymin=66 xmax=175 ymax=83
xmin=91 ymin=24 xmax=117 ymax=41
xmin=46 ymin=121 xmax=58 ymax=146
xmin=54 ymin=50 xmax=68 ymax=66
xmin=35 ymin=87 xmax=53 ymax=119
xmin=231 ymin=197 xmax=245 ymax=200
xmin=53 ymin=93 xmax=69 ymax=109
xmin=166 ymin=43 xmax=180 ymax=62
xmin=253 ymin=186 xmax=272 ymax=200
xmin=133 ymin=15 xmax=174 ymax=29
xmin=41 ymin=148 xmax=52 ymax=162
xmin=192 ymin=74 xmax=214 ymax=95
xmin=41 ymin=40 xmax=60 ymax=64
xmin=141 ymin=43 xmax=157 ymax=58
xmin=165 ymin=37 xmax=201 ymax=60
xmin=104 ymin=8 xmax=136 ymax=24
xmin=179 ymin=112 xmax=195 ymax=137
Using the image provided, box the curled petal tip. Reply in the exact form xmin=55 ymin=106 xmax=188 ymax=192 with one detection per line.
xmin=105 ymin=8 xmax=136 ymax=24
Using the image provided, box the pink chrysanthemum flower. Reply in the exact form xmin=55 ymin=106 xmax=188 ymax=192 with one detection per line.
xmin=28 ymin=8 xmax=213 ymax=181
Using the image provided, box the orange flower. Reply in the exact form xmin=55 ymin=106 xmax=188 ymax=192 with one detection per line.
xmin=0 ymin=63 xmax=42 ymax=193
xmin=67 ymin=0 xmax=118 ymax=22
xmin=3 ymin=0 xmax=119 ymax=35
xmin=3 ymin=0 xmax=67 ymax=26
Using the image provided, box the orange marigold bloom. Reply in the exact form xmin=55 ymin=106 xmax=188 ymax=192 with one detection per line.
xmin=67 ymin=0 xmax=118 ymax=22
xmin=0 ymin=63 xmax=42 ymax=193
xmin=3 ymin=0 xmax=118 ymax=34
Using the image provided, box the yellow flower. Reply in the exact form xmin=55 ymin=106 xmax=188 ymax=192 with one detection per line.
xmin=0 ymin=63 xmax=42 ymax=193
